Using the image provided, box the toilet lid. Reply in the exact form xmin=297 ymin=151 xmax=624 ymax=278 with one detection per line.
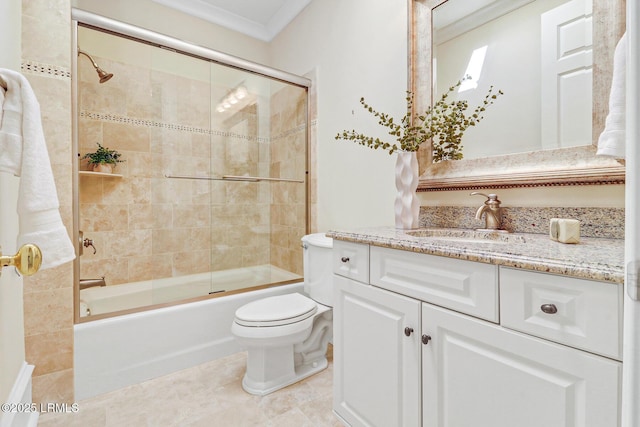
xmin=235 ymin=293 xmax=317 ymax=327
xmin=302 ymin=233 xmax=333 ymax=248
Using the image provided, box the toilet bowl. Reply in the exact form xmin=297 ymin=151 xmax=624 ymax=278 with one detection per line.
xmin=231 ymin=233 xmax=333 ymax=396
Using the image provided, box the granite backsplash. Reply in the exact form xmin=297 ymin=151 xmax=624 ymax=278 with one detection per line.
xmin=419 ymin=206 xmax=624 ymax=239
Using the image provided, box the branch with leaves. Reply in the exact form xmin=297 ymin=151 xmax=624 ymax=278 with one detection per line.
xmin=335 ymin=78 xmax=503 ymax=162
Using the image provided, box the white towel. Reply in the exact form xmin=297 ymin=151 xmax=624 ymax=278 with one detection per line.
xmin=0 ymin=69 xmax=75 ymax=270
xmin=597 ymin=32 xmax=627 ymax=159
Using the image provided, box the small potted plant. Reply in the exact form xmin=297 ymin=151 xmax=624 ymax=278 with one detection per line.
xmin=82 ymin=142 xmax=124 ymax=174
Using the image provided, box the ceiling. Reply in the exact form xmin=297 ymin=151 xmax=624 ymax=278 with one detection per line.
xmin=151 ymin=0 xmax=312 ymax=42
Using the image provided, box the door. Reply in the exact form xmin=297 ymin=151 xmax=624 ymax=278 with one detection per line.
xmin=0 ymin=174 xmax=26 ymax=405
xmin=623 ymin=2 xmax=640 ymax=426
xmin=333 ymin=275 xmax=421 ymax=427
xmin=540 ymin=0 xmax=593 ymax=149
xmin=0 ymin=0 xmax=26 ymax=407
xmin=422 ymin=303 xmax=621 ymax=427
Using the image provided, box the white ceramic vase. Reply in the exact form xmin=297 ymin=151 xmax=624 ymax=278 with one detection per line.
xmin=394 ymin=151 xmax=420 ymax=229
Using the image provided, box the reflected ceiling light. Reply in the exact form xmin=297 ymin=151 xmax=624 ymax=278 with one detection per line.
xmin=235 ymin=86 xmax=247 ymax=99
xmin=216 ymin=84 xmax=250 ymax=114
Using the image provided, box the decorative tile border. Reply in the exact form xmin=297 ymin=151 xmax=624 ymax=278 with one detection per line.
xmin=80 ymin=110 xmax=314 ymax=144
xmin=271 ymin=123 xmax=309 ymax=143
xmin=81 ymin=110 xmax=216 ymax=134
xmin=21 ymin=60 xmax=71 ymax=80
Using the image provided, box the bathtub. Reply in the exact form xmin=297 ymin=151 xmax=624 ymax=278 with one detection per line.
xmin=75 ymin=273 xmax=303 ymax=400
xmin=80 ymin=264 xmax=301 ymax=317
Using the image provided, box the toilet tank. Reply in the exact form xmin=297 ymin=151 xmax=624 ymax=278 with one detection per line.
xmin=301 ymin=233 xmax=334 ymax=307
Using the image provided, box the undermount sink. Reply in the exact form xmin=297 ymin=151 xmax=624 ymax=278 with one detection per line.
xmin=404 ymin=228 xmax=526 ymax=244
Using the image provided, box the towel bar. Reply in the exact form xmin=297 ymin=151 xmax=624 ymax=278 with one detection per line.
xmin=164 ymin=174 xmax=304 ymax=183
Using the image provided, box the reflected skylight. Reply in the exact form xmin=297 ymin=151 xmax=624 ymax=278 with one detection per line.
xmin=459 ymin=45 xmax=488 ymax=92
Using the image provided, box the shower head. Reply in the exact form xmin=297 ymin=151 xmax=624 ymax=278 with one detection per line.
xmin=78 ymin=49 xmax=114 ymax=84
xmin=95 ymin=68 xmax=114 ymax=84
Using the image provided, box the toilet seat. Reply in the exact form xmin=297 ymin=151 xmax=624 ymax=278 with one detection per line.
xmin=235 ymin=293 xmax=317 ymax=327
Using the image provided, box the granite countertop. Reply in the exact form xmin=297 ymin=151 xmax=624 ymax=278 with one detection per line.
xmin=326 ymin=227 xmax=624 ymax=284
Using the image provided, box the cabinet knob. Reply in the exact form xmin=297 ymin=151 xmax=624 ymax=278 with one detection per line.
xmin=422 ymin=334 xmax=432 ymax=345
xmin=540 ymin=303 xmax=558 ymax=314
xmin=404 ymin=327 xmax=414 ymax=337
xmin=340 ymin=257 xmax=350 ymax=263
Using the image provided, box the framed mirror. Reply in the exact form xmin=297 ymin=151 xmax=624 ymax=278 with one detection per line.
xmin=410 ymin=0 xmax=625 ymax=191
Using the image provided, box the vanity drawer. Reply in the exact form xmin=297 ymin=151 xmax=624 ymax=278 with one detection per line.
xmin=333 ymin=240 xmax=369 ymax=283
xmin=370 ymin=246 xmax=499 ymax=322
xmin=500 ymin=267 xmax=622 ymax=360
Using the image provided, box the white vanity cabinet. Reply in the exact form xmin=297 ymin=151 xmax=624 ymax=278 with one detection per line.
xmin=333 ymin=240 xmax=422 ymax=427
xmin=333 ymin=241 xmax=623 ymax=427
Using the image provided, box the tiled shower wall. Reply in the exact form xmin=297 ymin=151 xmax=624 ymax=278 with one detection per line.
xmin=78 ymin=47 xmax=307 ymax=285
xmin=269 ymin=85 xmax=308 ymax=276
xmin=78 ymin=52 xmax=217 ymax=284
xmin=21 ymin=0 xmax=75 ymax=404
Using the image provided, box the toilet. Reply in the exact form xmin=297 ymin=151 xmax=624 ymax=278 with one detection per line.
xmin=231 ymin=233 xmax=334 ymax=396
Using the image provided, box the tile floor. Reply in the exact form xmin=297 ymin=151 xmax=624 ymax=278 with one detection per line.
xmin=38 ymin=350 xmax=341 ymax=427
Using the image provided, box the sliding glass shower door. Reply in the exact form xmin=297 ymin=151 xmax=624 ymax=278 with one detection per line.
xmin=206 ymin=65 xmax=308 ymax=295
xmin=75 ymin=24 xmax=308 ymax=320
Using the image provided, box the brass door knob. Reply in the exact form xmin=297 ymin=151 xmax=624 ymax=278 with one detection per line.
xmin=0 ymin=243 xmax=43 ymax=276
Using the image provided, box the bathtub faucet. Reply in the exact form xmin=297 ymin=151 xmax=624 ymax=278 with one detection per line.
xmin=79 ymin=277 xmax=107 ymax=290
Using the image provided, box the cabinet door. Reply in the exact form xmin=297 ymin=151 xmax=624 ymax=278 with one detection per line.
xmin=334 ymin=275 xmax=421 ymax=427
xmin=422 ymin=303 xmax=621 ymax=427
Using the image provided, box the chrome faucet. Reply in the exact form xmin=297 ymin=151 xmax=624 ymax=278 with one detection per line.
xmin=470 ymin=192 xmax=504 ymax=231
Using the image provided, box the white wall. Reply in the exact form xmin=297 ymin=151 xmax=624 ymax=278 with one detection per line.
xmin=0 ymin=0 xmax=25 ymax=404
xmin=269 ymin=0 xmax=407 ymax=231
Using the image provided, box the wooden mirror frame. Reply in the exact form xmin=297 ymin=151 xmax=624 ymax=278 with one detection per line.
xmin=409 ymin=0 xmax=626 ymax=191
